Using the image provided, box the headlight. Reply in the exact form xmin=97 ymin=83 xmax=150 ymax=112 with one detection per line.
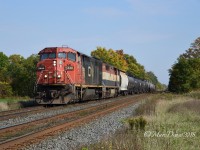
xmin=44 ymin=75 xmax=48 ymax=78
xmin=53 ymin=60 xmax=56 ymax=66
xmin=57 ymin=75 xmax=61 ymax=78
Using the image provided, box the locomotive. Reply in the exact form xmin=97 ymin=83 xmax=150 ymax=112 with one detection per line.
xmin=35 ymin=47 xmax=155 ymax=104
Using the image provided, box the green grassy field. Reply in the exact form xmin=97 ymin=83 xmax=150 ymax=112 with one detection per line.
xmin=83 ymin=93 xmax=200 ymax=150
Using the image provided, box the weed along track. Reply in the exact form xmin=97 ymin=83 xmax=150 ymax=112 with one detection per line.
xmin=0 ymin=94 xmax=148 ymax=150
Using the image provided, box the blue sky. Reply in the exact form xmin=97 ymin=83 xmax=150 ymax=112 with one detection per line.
xmin=0 ymin=0 xmax=200 ymax=85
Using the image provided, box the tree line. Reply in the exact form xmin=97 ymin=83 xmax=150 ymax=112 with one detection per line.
xmin=0 ymin=53 xmax=39 ymax=98
xmin=91 ymin=47 xmax=165 ymax=89
xmin=168 ymin=37 xmax=200 ymax=93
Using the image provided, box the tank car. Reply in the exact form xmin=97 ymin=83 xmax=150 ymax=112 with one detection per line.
xmin=119 ymin=71 xmax=129 ymax=95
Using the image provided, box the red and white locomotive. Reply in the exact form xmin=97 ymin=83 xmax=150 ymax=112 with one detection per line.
xmin=35 ymin=47 xmax=155 ymax=104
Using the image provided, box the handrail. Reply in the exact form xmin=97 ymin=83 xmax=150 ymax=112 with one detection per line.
xmin=36 ymin=70 xmax=44 ymax=85
xmin=66 ymin=71 xmax=73 ymax=84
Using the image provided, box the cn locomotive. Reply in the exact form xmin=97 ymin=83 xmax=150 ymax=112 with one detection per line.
xmin=35 ymin=47 xmax=155 ymax=104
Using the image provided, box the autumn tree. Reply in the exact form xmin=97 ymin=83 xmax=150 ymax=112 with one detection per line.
xmin=114 ymin=50 xmax=128 ymax=71
xmin=124 ymin=54 xmax=146 ymax=79
xmin=168 ymin=37 xmax=200 ymax=93
xmin=91 ymin=47 xmax=110 ymax=62
xmin=91 ymin=47 xmax=128 ymax=71
xmin=146 ymin=71 xmax=158 ymax=85
xmin=180 ymin=37 xmax=200 ymax=59
xmin=91 ymin=47 xmax=163 ymax=89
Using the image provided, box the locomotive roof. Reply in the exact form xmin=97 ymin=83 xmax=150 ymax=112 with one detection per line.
xmin=38 ymin=47 xmax=78 ymax=54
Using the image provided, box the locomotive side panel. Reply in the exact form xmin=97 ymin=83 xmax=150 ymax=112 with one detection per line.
xmin=82 ymin=55 xmax=102 ymax=85
xmin=102 ymin=63 xmax=119 ymax=87
xmin=100 ymin=63 xmax=119 ymax=98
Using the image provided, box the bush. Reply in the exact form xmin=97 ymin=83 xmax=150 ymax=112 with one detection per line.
xmin=0 ymin=82 xmax=13 ymax=98
xmin=127 ymin=116 xmax=147 ymax=131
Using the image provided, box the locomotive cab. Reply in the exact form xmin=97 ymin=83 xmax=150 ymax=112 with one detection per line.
xmin=35 ymin=47 xmax=81 ymax=104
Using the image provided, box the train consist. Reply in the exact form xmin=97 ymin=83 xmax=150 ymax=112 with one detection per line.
xmin=35 ymin=47 xmax=155 ymax=104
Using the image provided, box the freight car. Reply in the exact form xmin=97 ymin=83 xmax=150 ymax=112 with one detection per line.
xmin=35 ymin=47 xmax=155 ymax=104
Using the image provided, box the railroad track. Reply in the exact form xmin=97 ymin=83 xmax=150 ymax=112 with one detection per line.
xmin=0 ymin=94 xmax=148 ymax=150
xmin=0 ymin=98 xmax=120 ymax=122
xmin=0 ymin=106 xmax=45 ymax=121
xmin=0 ymin=106 xmax=69 ymax=121
xmin=0 ymin=97 xmax=125 ymax=130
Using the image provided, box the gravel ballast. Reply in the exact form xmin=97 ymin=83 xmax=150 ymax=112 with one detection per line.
xmin=0 ymin=97 xmax=132 ymax=129
xmin=25 ymin=102 xmax=141 ymax=150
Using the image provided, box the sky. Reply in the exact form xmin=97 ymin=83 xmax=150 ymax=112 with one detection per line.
xmin=0 ymin=0 xmax=200 ymax=85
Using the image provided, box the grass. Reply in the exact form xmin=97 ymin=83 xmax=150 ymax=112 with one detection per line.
xmin=184 ymin=90 xmax=200 ymax=99
xmin=168 ymin=99 xmax=200 ymax=114
xmin=81 ymin=93 xmax=200 ymax=150
xmin=0 ymin=96 xmax=29 ymax=103
xmin=0 ymin=97 xmax=38 ymax=111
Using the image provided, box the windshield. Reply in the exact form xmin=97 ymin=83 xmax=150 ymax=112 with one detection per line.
xmin=40 ymin=53 xmax=56 ymax=60
xmin=40 ymin=53 xmax=48 ymax=60
xmin=49 ymin=53 xmax=56 ymax=59
xmin=68 ymin=52 xmax=76 ymax=61
xmin=58 ymin=52 xmax=67 ymax=59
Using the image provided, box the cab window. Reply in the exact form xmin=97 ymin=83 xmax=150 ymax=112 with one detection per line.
xmin=58 ymin=52 xmax=66 ymax=59
xmin=40 ymin=53 xmax=56 ymax=60
xmin=40 ymin=53 xmax=48 ymax=60
xmin=68 ymin=52 xmax=76 ymax=61
xmin=49 ymin=53 xmax=56 ymax=59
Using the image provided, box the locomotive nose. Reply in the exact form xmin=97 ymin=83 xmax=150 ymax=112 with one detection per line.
xmin=36 ymin=60 xmax=55 ymax=84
